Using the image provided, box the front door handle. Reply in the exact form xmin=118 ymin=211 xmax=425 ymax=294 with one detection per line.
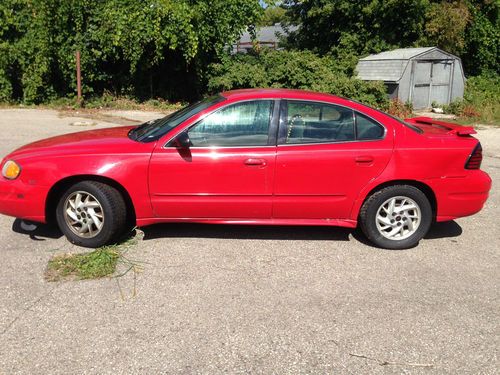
xmin=355 ymin=156 xmax=374 ymax=164
xmin=244 ymin=158 xmax=267 ymax=166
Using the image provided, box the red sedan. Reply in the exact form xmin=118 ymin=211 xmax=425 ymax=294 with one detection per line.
xmin=0 ymin=89 xmax=491 ymax=249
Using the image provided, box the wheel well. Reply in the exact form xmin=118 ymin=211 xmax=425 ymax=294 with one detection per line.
xmin=361 ymin=180 xmax=437 ymax=218
xmin=45 ymin=175 xmax=136 ymax=226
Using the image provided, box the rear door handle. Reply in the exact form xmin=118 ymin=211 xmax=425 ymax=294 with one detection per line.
xmin=355 ymin=156 xmax=374 ymax=164
xmin=244 ymin=158 xmax=267 ymax=166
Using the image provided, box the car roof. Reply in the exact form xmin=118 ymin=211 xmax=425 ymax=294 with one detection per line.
xmin=221 ymin=88 xmax=342 ymax=101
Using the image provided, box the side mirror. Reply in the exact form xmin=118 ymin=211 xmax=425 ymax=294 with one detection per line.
xmin=172 ymin=132 xmax=191 ymax=149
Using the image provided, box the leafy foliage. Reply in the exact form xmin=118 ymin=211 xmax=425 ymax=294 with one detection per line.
xmin=0 ymin=0 xmax=262 ymax=103
xmin=0 ymin=0 xmax=497 ymax=104
xmin=387 ymin=99 xmax=413 ymax=119
xmin=258 ymin=5 xmax=289 ymax=26
xmin=462 ymin=1 xmax=499 ymax=75
xmin=207 ymin=49 xmax=388 ymax=108
xmin=284 ymin=0 xmax=429 ymax=57
xmin=444 ymin=74 xmax=500 ymax=124
xmin=283 ymin=0 xmax=499 ymax=76
xmin=423 ymin=1 xmax=470 ymax=55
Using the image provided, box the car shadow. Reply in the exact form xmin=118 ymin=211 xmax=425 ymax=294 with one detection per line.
xmin=350 ymin=220 xmax=463 ymax=250
xmin=141 ymin=221 xmax=463 ymax=243
xmin=12 ymin=218 xmax=63 ymax=241
xmin=141 ymin=223 xmax=352 ymax=241
xmin=11 ymin=218 xmax=463 ymax=246
xmin=424 ymin=220 xmax=463 ymax=239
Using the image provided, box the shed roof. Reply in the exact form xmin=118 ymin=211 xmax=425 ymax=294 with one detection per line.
xmin=356 ymin=60 xmax=409 ymax=82
xmin=359 ymin=47 xmax=436 ymax=61
xmin=356 ymin=47 xmax=459 ymax=82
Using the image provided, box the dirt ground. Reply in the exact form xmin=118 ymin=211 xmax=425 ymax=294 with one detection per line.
xmin=0 ymin=108 xmax=498 ymax=374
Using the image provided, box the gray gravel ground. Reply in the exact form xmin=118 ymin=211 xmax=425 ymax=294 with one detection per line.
xmin=0 ymin=109 xmax=498 ymax=374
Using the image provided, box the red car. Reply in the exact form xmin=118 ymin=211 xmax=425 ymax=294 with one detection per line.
xmin=0 ymin=89 xmax=491 ymax=249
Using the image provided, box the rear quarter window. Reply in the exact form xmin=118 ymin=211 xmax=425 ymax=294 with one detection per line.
xmin=355 ymin=113 xmax=385 ymax=140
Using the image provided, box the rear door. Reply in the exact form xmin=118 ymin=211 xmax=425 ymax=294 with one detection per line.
xmin=149 ymin=99 xmax=278 ymax=219
xmin=273 ymin=100 xmax=394 ymax=220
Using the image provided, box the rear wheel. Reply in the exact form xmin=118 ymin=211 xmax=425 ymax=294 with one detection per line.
xmin=56 ymin=181 xmax=126 ymax=248
xmin=359 ymin=185 xmax=432 ymax=249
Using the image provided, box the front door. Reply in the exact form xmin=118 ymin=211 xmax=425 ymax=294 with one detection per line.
xmin=149 ymin=99 xmax=277 ymax=219
xmin=273 ymin=100 xmax=393 ymax=220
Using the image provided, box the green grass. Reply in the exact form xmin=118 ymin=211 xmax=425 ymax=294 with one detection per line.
xmin=45 ymin=247 xmax=120 ymax=281
xmin=45 ymin=232 xmax=144 ymax=282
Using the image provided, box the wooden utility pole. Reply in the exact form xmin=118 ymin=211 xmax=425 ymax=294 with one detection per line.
xmin=76 ymin=50 xmax=82 ymax=104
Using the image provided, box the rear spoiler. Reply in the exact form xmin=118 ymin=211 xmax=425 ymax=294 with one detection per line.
xmin=405 ymin=117 xmax=476 ymax=135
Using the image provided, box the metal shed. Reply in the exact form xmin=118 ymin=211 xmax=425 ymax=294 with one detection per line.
xmin=356 ymin=47 xmax=465 ymax=109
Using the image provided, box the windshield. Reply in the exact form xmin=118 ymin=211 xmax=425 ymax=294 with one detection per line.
xmin=129 ymin=95 xmax=226 ymax=142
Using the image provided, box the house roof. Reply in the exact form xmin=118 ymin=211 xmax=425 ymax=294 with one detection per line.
xmin=237 ymin=24 xmax=298 ymax=44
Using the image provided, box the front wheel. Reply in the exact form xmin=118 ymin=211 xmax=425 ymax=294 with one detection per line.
xmin=359 ymin=185 xmax=432 ymax=249
xmin=56 ymin=181 xmax=127 ymax=248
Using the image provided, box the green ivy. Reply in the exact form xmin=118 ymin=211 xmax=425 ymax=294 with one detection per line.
xmin=0 ymin=0 xmax=263 ymax=103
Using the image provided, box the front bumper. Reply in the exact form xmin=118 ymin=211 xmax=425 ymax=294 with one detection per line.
xmin=0 ymin=177 xmax=49 ymax=223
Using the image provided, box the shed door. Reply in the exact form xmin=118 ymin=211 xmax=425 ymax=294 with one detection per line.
xmin=429 ymin=61 xmax=453 ymax=105
xmin=412 ymin=62 xmax=432 ymax=109
xmin=411 ymin=60 xmax=453 ymax=109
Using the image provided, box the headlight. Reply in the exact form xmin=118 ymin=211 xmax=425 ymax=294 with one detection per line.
xmin=2 ymin=160 xmax=21 ymax=180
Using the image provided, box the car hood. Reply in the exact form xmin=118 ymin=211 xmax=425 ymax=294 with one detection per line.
xmin=6 ymin=126 xmax=155 ymax=160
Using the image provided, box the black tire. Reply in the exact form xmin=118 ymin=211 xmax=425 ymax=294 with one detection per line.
xmin=56 ymin=181 xmax=127 ymax=248
xmin=359 ymin=185 xmax=432 ymax=249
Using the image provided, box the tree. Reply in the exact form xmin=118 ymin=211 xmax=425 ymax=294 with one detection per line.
xmin=423 ymin=1 xmax=470 ymax=56
xmin=258 ymin=5 xmax=289 ymax=26
xmin=462 ymin=0 xmax=499 ymax=75
xmin=0 ymin=0 xmax=263 ymax=103
xmin=283 ymin=0 xmax=499 ymax=75
xmin=284 ymin=0 xmax=430 ymax=57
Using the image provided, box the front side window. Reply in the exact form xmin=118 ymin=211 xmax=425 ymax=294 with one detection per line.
xmin=129 ymin=95 xmax=225 ymax=142
xmin=188 ymin=100 xmax=273 ymax=147
xmin=285 ymin=101 xmax=355 ymax=144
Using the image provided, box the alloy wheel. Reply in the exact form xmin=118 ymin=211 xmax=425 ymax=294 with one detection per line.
xmin=375 ymin=196 xmax=421 ymax=240
xmin=63 ymin=191 xmax=105 ymax=238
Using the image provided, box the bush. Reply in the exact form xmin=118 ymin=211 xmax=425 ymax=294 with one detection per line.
xmin=443 ymin=74 xmax=499 ymax=124
xmin=443 ymin=98 xmax=465 ymax=116
xmin=463 ymin=74 xmax=500 ymax=124
xmin=387 ymin=99 xmax=413 ymax=118
xmin=207 ymin=49 xmax=389 ymax=109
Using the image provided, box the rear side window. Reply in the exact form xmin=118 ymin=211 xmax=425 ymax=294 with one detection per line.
xmin=355 ymin=113 xmax=385 ymax=140
xmin=285 ymin=101 xmax=355 ymax=144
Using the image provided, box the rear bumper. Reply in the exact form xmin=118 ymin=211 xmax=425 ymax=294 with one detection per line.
xmin=0 ymin=178 xmax=49 ymax=223
xmin=429 ymin=170 xmax=492 ymax=221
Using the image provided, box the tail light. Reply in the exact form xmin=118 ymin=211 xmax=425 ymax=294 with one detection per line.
xmin=465 ymin=143 xmax=483 ymax=170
